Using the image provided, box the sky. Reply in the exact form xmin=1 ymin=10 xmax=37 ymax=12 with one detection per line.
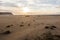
xmin=0 ymin=0 xmax=60 ymax=15
xmin=0 ymin=0 xmax=60 ymax=6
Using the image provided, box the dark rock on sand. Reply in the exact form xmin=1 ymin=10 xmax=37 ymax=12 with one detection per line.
xmin=2 ymin=30 xmax=11 ymax=34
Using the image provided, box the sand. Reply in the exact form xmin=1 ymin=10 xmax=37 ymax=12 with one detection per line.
xmin=0 ymin=15 xmax=60 ymax=40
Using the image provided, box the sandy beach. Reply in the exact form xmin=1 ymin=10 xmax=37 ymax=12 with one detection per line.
xmin=0 ymin=15 xmax=60 ymax=40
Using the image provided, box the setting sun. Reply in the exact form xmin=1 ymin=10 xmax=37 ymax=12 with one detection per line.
xmin=22 ymin=7 xmax=30 ymax=12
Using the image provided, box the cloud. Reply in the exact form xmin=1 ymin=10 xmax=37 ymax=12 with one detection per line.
xmin=0 ymin=0 xmax=60 ymax=15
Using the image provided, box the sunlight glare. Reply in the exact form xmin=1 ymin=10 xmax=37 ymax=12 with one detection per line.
xmin=22 ymin=7 xmax=30 ymax=12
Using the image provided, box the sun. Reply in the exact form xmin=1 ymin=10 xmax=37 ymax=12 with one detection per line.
xmin=22 ymin=7 xmax=30 ymax=12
